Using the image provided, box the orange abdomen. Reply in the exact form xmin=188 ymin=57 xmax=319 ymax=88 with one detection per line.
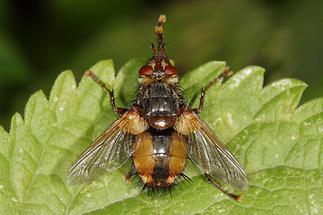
xmin=132 ymin=130 xmax=187 ymax=188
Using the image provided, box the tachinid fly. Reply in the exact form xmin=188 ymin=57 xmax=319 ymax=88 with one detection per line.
xmin=68 ymin=15 xmax=248 ymax=200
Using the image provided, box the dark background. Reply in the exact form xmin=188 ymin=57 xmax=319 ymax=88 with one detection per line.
xmin=0 ymin=0 xmax=322 ymax=129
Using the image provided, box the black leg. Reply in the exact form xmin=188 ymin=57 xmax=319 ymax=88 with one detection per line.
xmin=193 ymin=67 xmax=233 ymax=114
xmin=85 ymin=70 xmax=127 ymax=115
xmin=205 ymin=173 xmax=242 ymax=201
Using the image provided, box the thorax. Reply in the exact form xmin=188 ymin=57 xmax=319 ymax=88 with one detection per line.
xmin=137 ymin=82 xmax=184 ymax=130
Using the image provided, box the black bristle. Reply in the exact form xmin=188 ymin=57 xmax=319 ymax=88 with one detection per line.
xmin=127 ymin=172 xmax=191 ymax=196
xmin=180 ymin=173 xmax=192 ymax=182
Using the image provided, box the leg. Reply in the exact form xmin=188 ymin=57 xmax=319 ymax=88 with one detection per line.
xmin=85 ymin=70 xmax=127 ymax=115
xmin=205 ymin=173 xmax=242 ymax=201
xmin=193 ymin=67 xmax=233 ymax=114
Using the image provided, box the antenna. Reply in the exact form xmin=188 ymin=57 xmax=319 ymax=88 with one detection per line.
xmin=154 ymin=14 xmax=166 ymax=55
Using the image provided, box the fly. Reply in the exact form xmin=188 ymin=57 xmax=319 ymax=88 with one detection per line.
xmin=68 ymin=15 xmax=248 ymax=200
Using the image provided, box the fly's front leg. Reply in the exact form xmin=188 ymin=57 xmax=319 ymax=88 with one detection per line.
xmin=85 ymin=70 xmax=127 ymax=115
xmin=193 ymin=67 xmax=233 ymax=114
xmin=205 ymin=173 xmax=241 ymax=201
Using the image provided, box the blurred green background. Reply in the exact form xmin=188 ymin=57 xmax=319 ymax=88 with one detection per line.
xmin=0 ymin=0 xmax=322 ymax=130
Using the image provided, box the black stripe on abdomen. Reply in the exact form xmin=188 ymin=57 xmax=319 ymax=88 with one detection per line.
xmin=151 ymin=133 xmax=171 ymax=186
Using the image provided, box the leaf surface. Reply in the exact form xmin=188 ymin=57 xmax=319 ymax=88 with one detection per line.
xmin=0 ymin=60 xmax=322 ymax=214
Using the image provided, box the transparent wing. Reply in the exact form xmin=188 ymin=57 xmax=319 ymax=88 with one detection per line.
xmin=68 ymin=109 xmax=147 ymax=180
xmin=175 ymin=110 xmax=247 ymax=190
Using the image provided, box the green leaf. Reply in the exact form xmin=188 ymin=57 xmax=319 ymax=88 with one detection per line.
xmin=0 ymin=60 xmax=322 ymax=214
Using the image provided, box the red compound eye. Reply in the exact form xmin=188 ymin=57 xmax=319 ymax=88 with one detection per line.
xmin=139 ymin=65 xmax=153 ymax=76
xmin=165 ymin=65 xmax=177 ymax=75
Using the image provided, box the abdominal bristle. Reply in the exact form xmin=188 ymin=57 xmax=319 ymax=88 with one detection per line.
xmin=128 ymin=173 xmax=191 ymax=196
